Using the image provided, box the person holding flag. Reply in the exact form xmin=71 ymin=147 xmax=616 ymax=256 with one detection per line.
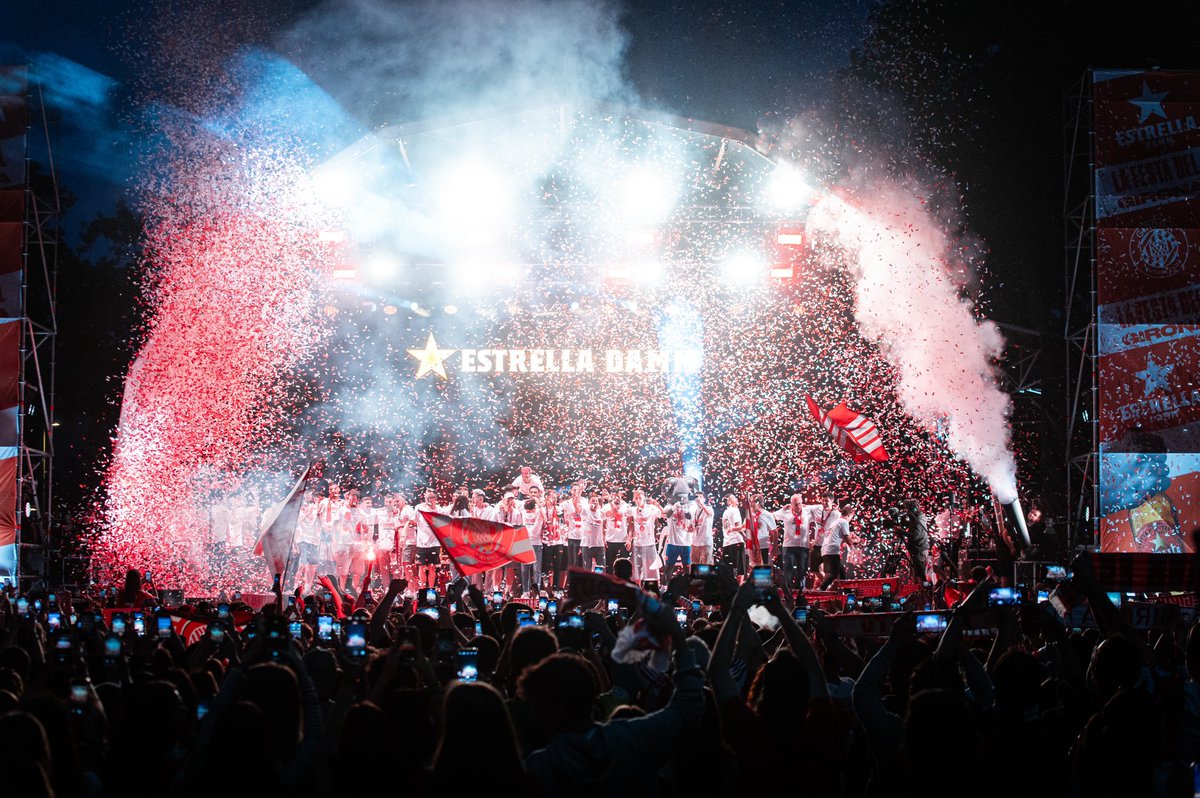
xmin=743 ymin=494 xmax=776 ymax=568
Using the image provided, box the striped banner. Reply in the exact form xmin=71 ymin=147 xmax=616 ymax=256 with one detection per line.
xmin=805 ymin=396 xmax=888 ymax=463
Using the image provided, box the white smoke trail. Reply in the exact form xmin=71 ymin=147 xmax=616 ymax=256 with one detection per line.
xmin=807 ymin=184 xmax=1018 ymax=503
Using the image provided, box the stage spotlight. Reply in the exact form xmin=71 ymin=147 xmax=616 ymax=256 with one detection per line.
xmin=311 ymin=164 xmax=359 ymax=208
xmin=631 ymin=258 xmax=666 ymax=285
xmin=618 ymin=167 xmax=678 ymax=223
xmin=432 ymin=154 xmax=513 ymax=243
xmin=444 ymin=305 xmax=458 ymax=315
xmin=764 ymin=164 xmax=815 ymax=211
xmin=721 ymin=250 xmax=766 ymax=286
xmin=569 ymin=301 xmax=580 ymax=311
xmin=362 ymin=252 xmax=402 ymax=283
xmin=626 ymin=228 xmax=656 ymax=247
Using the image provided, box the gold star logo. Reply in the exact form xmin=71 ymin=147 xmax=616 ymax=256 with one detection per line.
xmin=407 ymin=333 xmax=457 ymax=380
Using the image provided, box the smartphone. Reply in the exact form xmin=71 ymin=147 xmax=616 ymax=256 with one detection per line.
xmin=538 ymin=597 xmax=548 ymax=612
xmin=209 ymin=624 xmax=225 ymax=642
xmin=112 ymin=615 xmax=127 ymax=635
xmin=103 ymin=636 xmax=122 ymax=658
xmin=233 ymin=591 xmax=242 ymax=601
xmin=435 ymin=628 xmax=457 ymax=660
xmin=317 ymin=615 xmax=334 ymax=641
xmin=69 ymin=683 xmax=88 ymax=715
xmin=690 ymin=563 xmax=713 ymax=578
xmin=15 ymin=596 xmax=27 ymax=616
xmin=641 ymin=579 xmax=659 ymax=595
xmin=1037 ymin=590 xmax=1050 ymax=603
xmin=751 ymin=566 xmax=773 ymax=601
xmin=915 ymin=612 xmax=948 ymax=632
xmin=448 ymin=603 xmax=457 ymax=614
xmin=491 ymin=590 xmax=504 ymax=606
xmin=456 ymin=647 xmax=480 ymax=682
xmin=156 ymin=615 xmax=172 ymax=638
xmin=422 ymin=588 xmax=438 ymax=607
xmin=346 ymin=622 xmax=367 ymax=656
xmin=34 ymin=599 xmax=42 ymax=611
xmin=881 ymin=582 xmax=892 ymax=596
xmin=988 ymin=587 xmax=1021 ymax=607
xmin=287 ymin=596 xmax=296 ymax=608
xmin=1106 ymin=591 xmax=1123 ymax=607
xmin=196 ymin=699 xmax=210 ymax=722
xmin=419 ymin=606 xmax=440 ymax=620
xmin=793 ymin=607 xmax=808 ymax=624
xmin=517 ymin=611 xmax=535 ymax=628
xmin=289 ymin=620 xmax=303 ymax=639
xmin=593 ymin=565 xmax=605 ymax=573
xmin=47 ymin=611 xmax=61 ymax=631
xmin=674 ymin=607 xmax=688 ymax=624
xmin=546 ymin=600 xmax=558 ymax=617
xmin=845 ymin=593 xmax=858 ymax=610
xmin=691 ymin=600 xmax=702 ymax=613
xmin=474 ymin=621 xmax=483 ymax=637
xmin=606 ymin=598 xmax=619 ymax=615
xmin=396 ymin=625 xmax=419 ymax=653
xmin=48 ymin=593 xmax=57 ymax=606
xmin=1045 ymin=565 xmax=1068 ymax=581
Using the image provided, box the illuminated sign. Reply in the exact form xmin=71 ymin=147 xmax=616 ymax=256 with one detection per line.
xmin=407 ymin=333 xmax=701 ymax=380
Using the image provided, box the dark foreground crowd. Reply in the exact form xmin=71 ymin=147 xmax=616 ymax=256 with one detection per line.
xmin=0 ymin=553 xmax=1197 ymax=798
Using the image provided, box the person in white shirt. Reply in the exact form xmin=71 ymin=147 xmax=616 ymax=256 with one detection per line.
xmin=690 ymin=494 xmax=714 ymax=565
xmin=743 ymin=495 xmax=776 ymax=568
xmin=582 ymin=494 xmax=606 ymax=570
xmin=341 ymin=490 xmax=372 ymax=592
xmin=804 ymin=494 xmax=838 ymax=586
xmin=294 ymin=492 xmax=321 ymax=592
xmin=317 ymin=485 xmax=345 ymax=583
xmin=413 ymin=488 xmax=443 ymax=590
xmin=661 ymin=500 xmax=695 ymax=577
xmin=721 ymin=495 xmax=746 ymax=576
xmin=510 ymin=466 xmax=544 ymax=497
xmin=818 ymin=500 xmax=849 ymax=590
xmin=560 ymin=482 xmax=588 ymax=571
xmin=393 ymin=494 xmax=417 ymax=586
xmin=774 ymin=493 xmax=811 ymax=592
xmin=626 ymin=490 xmax=662 ymax=582
xmin=515 ymin=497 xmax=545 ymax=597
xmin=542 ymin=490 xmax=569 ymax=589
xmin=602 ymin=489 xmax=630 ymax=570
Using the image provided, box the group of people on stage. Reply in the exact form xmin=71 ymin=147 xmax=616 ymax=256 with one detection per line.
xmin=265 ymin=463 xmax=936 ymax=598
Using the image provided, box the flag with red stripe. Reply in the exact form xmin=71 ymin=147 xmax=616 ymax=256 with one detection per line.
xmin=805 ymin=396 xmax=889 ymax=463
xmin=420 ymin=511 xmax=536 ymax=575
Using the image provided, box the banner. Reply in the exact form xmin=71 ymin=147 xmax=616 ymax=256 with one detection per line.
xmin=1095 ymin=70 xmax=1200 ymax=554
xmin=421 ymin=511 xmax=535 ymax=575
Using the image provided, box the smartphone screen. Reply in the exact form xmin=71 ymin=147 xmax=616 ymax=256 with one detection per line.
xmin=690 ymin=563 xmax=712 ymax=577
xmin=456 ymin=647 xmax=479 ymax=682
xmin=793 ymin=607 xmax=808 ymax=623
xmin=209 ymin=625 xmax=225 ymax=642
xmin=419 ymin=607 xmax=440 ymax=620
xmin=112 ymin=615 xmax=127 ymax=635
xmin=546 ymin=600 xmax=558 ymax=617
xmin=289 ymin=621 xmax=303 ymax=639
xmin=133 ymin=613 xmax=146 ymax=637
xmin=15 ymin=597 xmax=27 ymax=615
xmin=474 ymin=621 xmax=483 ymax=637
xmin=751 ymin=566 xmax=772 ymax=589
xmin=915 ymin=612 xmax=948 ymax=632
xmin=538 ymin=597 xmax=548 ymax=611
xmin=606 ymin=598 xmax=619 ymax=614
xmin=988 ymin=587 xmax=1020 ymax=607
xmin=104 ymin=636 xmax=122 ymax=658
xmin=346 ymin=622 xmax=367 ymax=656
xmin=396 ymin=625 xmax=418 ymax=652
xmin=674 ymin=607 xmax=688 ymax=624
xmin=317 ymin=615 xmax=333 ymax=640
xmin=47 ymin=612 xmax=61 ymax=631
xmin=593 ymin=565 xmax=605 ymax=573
xmin=491 ymin=590 xmax=504 ymax=606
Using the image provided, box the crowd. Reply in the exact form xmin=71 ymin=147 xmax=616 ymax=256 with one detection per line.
xmin=0 ymin=548 xmax=1194 ymax=798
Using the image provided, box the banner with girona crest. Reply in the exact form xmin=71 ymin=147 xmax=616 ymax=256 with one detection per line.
xmin=1095 ymin=70 xmax=1200 ymax=554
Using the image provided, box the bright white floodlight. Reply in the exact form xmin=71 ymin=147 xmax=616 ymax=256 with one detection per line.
xmin=764 ymin=164 xmax=815 ymax=211
xmin=721 ymin=250 xmax=766 ymax=286
xmin=617 ymin=167 xmax=678 ymax=223
xmin=432 ymin=155 xmax=514 ymax=243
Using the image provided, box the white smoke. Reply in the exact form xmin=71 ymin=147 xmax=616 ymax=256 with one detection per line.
xmin=807 ymin=182 xmax=1019 ymax=503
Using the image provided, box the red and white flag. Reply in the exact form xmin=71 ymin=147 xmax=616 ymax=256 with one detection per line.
xmin=420 ymin=511 xmax=536 ymax=575
xmin=254 ymin=465 xmax=312 ymax=578
xmin=805 ymin=396 xmax=889 ymax=463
